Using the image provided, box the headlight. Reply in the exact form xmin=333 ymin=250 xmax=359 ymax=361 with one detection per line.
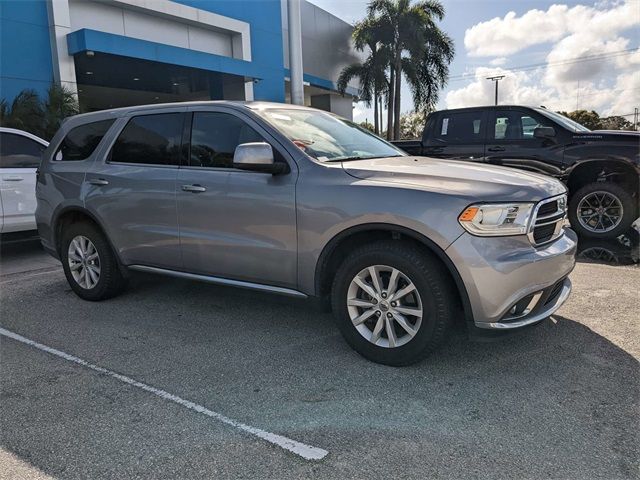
xmin=458 ymin=203 xmax=534 ymax=236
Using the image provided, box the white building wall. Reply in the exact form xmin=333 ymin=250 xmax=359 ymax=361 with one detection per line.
xmin=68 ymin=0 xmax=236 ymax=58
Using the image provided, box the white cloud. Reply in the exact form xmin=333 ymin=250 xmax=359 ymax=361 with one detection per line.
xmin=445 ymin=67 xmax=559 ymax=109
xmin=464 ymin=1 xmax=639 ymax=58
xmin=545 ymin=36 xmax=630 ymax=85
xmin=447 ymin=1 xmax=640 ymax=116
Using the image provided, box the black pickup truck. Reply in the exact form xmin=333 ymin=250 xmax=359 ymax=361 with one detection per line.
xmin=392 ymin=105 xmax=639 ymax=238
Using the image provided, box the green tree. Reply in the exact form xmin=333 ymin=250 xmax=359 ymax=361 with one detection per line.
xmin=0 ymin=90 xmax=44 ymax=136
xmin=558 ymin=110 xmax=602 ymax=130
xmin=399 ymin=111 xmax=425 ymax=139
xmin=0 ymin=84 xmax=78 ymax=140
xmin=359 ymin=120 xmax=376 ymax=133
xmin=367 ymin=0 xmax=453 ymax=140
xmin=337 ymin=16 xmax=389 ymax=135
xmin=43 ymin=84 xmax=79 ymax=140
xmin=600 ymin=115 xmax=634 ymax=131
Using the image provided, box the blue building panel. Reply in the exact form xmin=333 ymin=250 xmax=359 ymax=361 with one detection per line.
xmin=173 ymin=0 xmax=286 ymax=101
xmin=0 ymin=0 xmax=352 ymax=108
xmin=0 ymin=0 xmax=53 ymax=101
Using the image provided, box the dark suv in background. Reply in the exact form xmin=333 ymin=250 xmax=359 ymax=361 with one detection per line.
xmin=393 ymin=106 xmax=639 ymax=238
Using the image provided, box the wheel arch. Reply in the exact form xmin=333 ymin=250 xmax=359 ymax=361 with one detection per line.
xmin=52 ymin=207 xmax=123 ymax=266
xmin=314 ymin=223 xmax=473 ymax=322
xmin=566 ymin=159 xmax=639 ymax=197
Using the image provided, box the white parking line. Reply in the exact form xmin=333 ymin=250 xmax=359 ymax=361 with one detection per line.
xmin=0 ymin=326 xmax=328 ymax=461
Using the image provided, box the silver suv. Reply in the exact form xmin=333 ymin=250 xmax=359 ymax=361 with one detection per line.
xmin=36 ymin=102 xmax=577 ymax=365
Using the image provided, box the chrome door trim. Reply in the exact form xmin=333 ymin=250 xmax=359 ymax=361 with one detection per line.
xmin=128 ymin=265 xmax=308 ymax=298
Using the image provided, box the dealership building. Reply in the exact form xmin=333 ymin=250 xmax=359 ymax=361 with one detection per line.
xmin=0 ymin=0 xmax=360 ymax=118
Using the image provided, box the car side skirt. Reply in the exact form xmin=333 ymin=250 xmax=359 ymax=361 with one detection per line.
xmin=128 ymin=265 xmax=308 ymax=298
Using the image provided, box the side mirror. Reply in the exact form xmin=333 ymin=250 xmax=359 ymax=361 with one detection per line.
xmin=233 ymin=142 xmax=287 ymax=174
xmin=533 ymin=126 xmax=556 ymax=139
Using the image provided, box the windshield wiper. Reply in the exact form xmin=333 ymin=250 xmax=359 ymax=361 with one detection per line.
xmin=324 ymin=156 xmax=366 ymax=162
xmin=324 ymin=155 xmax=404 ymax=163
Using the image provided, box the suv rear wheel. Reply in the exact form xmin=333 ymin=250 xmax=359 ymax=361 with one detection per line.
xmin=331 ymin=241 xmax=454 ymax=366
xmin=569 ymin=182 xmax=637 ymax=238
xmin=61 ymin=222 xmax=127 ymax=301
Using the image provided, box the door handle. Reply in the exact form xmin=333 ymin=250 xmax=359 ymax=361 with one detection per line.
xmin=487 ymin=146 xmax=505 ymax=152
xmin=88 ymin=178 xmax=109 ymax=186
xmin=182 ymin=184 xmax=207 ymax=193
xmin=3 ymin=175 xmax=24 ymax=181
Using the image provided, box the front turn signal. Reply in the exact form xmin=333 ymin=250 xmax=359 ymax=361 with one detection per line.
xmin=459 ymin=207 xmax=479 ymax=222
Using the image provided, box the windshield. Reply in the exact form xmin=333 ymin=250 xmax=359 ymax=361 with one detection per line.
xmin=254 ymin=108 xmax=405 ymax=161
xmin=536 ymin=109 xmax=591 ymax=132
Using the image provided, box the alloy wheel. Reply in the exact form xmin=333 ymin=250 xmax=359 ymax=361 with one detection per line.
xmin=577 ymin=191 xmax=624 ymax=234
xmin=346 ymin=265 xmax=423 ymax=348
xmin=68 ymin=235 xmax=101 ymax=289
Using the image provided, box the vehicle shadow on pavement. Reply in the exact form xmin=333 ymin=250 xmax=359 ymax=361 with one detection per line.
xmin=1 ymin=272 xmax=639 ymax=479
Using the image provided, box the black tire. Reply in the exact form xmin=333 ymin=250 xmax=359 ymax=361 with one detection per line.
xmin=569 ymin=182 xmax=637 ymax=239
xmin=60 ymin=222 xmax=127 ymax=301
xmin=331 ymin=241 xmax=455 ymax=366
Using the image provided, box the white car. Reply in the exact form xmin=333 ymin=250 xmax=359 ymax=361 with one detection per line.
xmin=0 ymin=127 xmax=48 ymax=233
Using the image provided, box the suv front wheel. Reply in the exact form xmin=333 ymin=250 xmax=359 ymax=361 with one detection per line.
xmin=331 ymin=241 xmax=455 ymax=366
xmin=61 ymin=222 xmax=127 ymax=301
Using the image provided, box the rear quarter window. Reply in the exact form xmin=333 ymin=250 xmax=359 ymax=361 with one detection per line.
xmin=435 ymin=111 xmax=484 ymax=144
xmin=55 ymin=119 xmax=115 ymax=161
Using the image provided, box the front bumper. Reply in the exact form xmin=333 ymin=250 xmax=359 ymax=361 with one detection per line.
xmin=446 ymin=228 xmax=577 ymax=329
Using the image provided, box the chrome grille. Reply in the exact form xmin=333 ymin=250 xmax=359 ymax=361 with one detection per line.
xmin=528 ymin=194 xmax=567 ymax=246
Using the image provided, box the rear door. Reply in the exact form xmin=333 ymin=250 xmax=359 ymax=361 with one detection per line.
xmin=485 ymin=108 xmax=564 ymax=176
xmin=84 ymin=110 xmax=185 ymax=269
xmin=0 ymin=132 xmax=45 ymax=232
xmin=176 ymin=107 xmax=298 ymax=288
xmin=421 ymin=110 xmax=487 ymax=162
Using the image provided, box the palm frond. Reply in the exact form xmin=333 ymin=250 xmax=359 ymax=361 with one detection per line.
xmin=43 ymin=84 xmax=79 ymax=140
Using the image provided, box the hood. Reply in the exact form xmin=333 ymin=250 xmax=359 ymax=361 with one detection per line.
xmin=342 ymin=156 xmax=566 ymax=202
xmin=575 ymin=130 xmax=640 ymax=143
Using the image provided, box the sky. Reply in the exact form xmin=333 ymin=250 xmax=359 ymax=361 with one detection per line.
xmin=308 ymin=0 xmax=640 ymax=125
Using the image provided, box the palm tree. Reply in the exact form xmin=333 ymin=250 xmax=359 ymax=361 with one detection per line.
xmin=368 ymin=0 xmax=453 ymax=139
xmin=337 ymin=17 xmax=389 ymax=135
xmin=0 ymin=84 xmax=78 ymax=140
xmin=43 ymin=84 xmax=79 ymax=140
xmin=0 ymin=90 xmax=44 ymax=136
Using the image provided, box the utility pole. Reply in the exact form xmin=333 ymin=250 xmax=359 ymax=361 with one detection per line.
xmin=634 ymin=107 xmax=639 ymax=131
xmin=486 ymin=75 xmax=505 ymax=105
xmin=287 ymin=0 xmax=304 ymax=105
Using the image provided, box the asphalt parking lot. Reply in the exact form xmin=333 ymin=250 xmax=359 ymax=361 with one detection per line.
xmin=1 ymin=236 xmax=638 ymax=479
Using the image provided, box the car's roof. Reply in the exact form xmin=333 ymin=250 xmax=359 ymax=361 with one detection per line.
xmin=68 ymin=101 xmax=317 ymax=124
xmin=434 ymin=105 xmax=545 ymax=113
xmin=0 ymin=127 xmax=49 ymax=145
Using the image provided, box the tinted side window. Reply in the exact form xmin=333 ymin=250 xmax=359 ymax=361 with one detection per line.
xmin=56 ymin=119 xmax=114 ymax=161
xmin=0 ymin=133 xmax=45 ymax=168
xmin=493 ymin=111 xmax=552 ymax=140
xmin=435 ymin=112 xmax=484 ymax=144
xmin=190 ymin=112 xmax=263 ymax=168
xmin=111 ymin=113 xmax=184 ymax=166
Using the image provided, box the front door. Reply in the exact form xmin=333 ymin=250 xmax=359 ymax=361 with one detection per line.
xmin=485 ymin=108 xmax=564 ymax=176
xmin=422 ymin=110 xmax=487 ymax=162
xmin=177 ymin=108 xmax=298 ymax=289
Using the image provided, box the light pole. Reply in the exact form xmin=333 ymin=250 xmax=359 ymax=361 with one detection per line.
xmin=486 ymin=75 xmax=505 ymax=106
